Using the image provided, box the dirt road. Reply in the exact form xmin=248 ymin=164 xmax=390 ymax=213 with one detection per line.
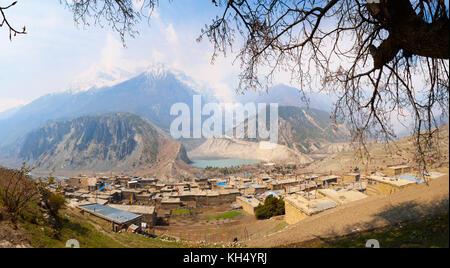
xmin=246 ymin=174 xmax=449 ymax=248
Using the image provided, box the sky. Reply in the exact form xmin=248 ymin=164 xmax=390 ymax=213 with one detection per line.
xmin=0 ymin=0 xmax=249 ymax=112
xmin=0 ymin=0 xmax=445 ymax=131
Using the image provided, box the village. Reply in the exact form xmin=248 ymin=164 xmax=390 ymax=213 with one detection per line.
xmin=50 ymin=163 xmax=446 ymax=244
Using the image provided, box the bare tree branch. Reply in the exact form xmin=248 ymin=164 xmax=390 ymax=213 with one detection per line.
xmin=199 ymin=0 xmax=449 ymax=176
xmin=0 ymin=1 xmax=26 ymax=40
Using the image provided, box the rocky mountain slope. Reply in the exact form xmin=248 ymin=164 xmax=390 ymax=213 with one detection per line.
xmin=276 ymin=106 xmax=350 ymax=154
xmin=226 ymin=106 xmax=350 ymax=153
xmin=0 ymin=65 xmax=208 ymax=147
xmin=189 ymin=106 xmax=349 ymax=162
xmin=188 ymin=137 xmax=313 ymax=164
xmin=5 ymin=113 xmax=191 ymax=173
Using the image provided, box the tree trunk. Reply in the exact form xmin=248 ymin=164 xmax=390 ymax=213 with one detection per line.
xmin=368 ymin=0 xmax=449 ymax=69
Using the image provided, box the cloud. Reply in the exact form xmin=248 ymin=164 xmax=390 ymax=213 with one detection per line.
xmin=164 ymin=24 xmax=179 ymax=45
xmin=101 ymin=34 xmax=124 ymax=70
xmin=64 ymin=14 xmax=240 ymax=102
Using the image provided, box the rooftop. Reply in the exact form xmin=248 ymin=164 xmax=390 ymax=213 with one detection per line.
xmin=269 ymin=178 xmax=297 ymax=185
xmin=251 ymin=184 xmax=267 ymax=189
xmin=285 ymin=194 xmax=337 ymax=216
xmin=141 ymin=178 xmax=158 ymax=182
xmin=161 ymin=197 xmax=181 ymax=204
xmin=318 ymin=189 xmax=368 ymax=205
xmin=317 ymin=175 xmax=340 ymax=182
xmin=237 ymin=196 xmax=262 ymax=208
xmin=261 ymin=190 xmax=283 ymax=199
xmin=79 ymin=204 xmax=142 ymax=224
xmin=388 ymin=165 xmax=411 ymax=170
xmin=87 ymin=178 xmax=98 ymax=186
xmin=303 ymin=174 xmax=319 ymax=179
xmin=395 ymin=174 xmax=426 ymax=184
xmin=108 ymin=204 xmax=155 ymax=215
xmin=366 ymin=175 xmax=417 ymax=187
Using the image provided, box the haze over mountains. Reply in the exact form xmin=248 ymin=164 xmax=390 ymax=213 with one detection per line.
xmin=0 ymin=63 xmax=354 ymax=173
xmin=235 ymin=84 xmax=337 ymax=112
xmin=0 ymin=64 xmax=206 ymax=147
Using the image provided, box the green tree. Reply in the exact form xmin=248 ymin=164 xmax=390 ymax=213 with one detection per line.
xmin=255 ymin=195 xmax=285 ymax=220
xmin=47 ymin=193 xmax=66 ymax=215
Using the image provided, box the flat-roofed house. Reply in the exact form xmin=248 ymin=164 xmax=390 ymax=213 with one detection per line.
xmin=236 ymin=196 xmax=262 ymax=215
xmin=108 ymin=204 xmax=157 ymax=226
xmin=267 ymin=178 xmax=298 ymax=190
xmin=285 ymin=194 xmax=337 ymax=225
xmin=384 ymin=165 xmax=411 ymax=176
xmin=160 ymin=197 xmax=183 ymax=210
xmin=303 ymin=174 xmax=319 ymax=181
xmin=317 ymin=175 xmax=340 ymax=186
xmin=364 ymin=175 xmax=417 ymax=196
xmin=122 ymin=189 xmax=143 ymax=203
xmin=87 ymin=178 xmax=99 ymax=191
xmin=127 ymin=180 xmax=139 ymax=189
xmin=342 ymin=173 xmax=361 ymax=182
xmin=140 ymin=178 xmax=158 ymax=188
xmin=78 ymin=203 xmax=143 ymax=232
xmin=318 ymin=189 xmax=368 ymax=205
xmin=249 ymin=184 xmax=268 ymax=194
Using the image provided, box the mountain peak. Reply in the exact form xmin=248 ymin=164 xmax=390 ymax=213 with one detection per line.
xmin=67 ymin=66 xmax=134 ymax=94
xmin=143 ymin=62 xmax=170 ymax=78
xmin=142 ymin=63 xmax=199 ymax=91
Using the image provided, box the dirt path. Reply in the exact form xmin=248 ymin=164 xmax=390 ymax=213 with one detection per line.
xmin=246 ymin=174 xmax=449 ymax=248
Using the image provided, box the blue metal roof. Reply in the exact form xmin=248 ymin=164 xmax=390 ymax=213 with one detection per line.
xmin=264 ymin=191 xmax=281 ymax=198
xmin=396 ymin=175 xmax=426 ymax=184
xmin=80 ymin=204 xmax=142 ymax=224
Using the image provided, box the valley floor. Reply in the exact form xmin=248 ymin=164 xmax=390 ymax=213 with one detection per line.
xmin=2 ymin=174 xmax=448 ymax=248
xmin=153 ymin=205 xmax=288 ymax=244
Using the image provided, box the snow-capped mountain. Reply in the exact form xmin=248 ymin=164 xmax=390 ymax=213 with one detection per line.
xmin=0 ymin=64 xmax=213 ymax=147
xmin=66 ymin=66 xmax=135 ymax=93
xmin=66 ymin=63 xmax=206 ymax=96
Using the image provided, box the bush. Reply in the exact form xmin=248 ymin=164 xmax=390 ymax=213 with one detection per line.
xmin=47 ymin=193 xmax=66 ymax=215
xmin=0 ymin=166 xmax=40 ymax=222
xmin=255 ymin=195 xmax=285 ymax=220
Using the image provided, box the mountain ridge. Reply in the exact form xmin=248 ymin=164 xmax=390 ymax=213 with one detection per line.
xmin=3 ymin=113 xmax=191 ymax=174
xmin=226 ymin=106 xmax=350 ymax=154
xmin=0 ymin=66 xmax=210 ymax=147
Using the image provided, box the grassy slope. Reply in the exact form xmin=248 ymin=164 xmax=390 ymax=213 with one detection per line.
xmin=16 ymin=202 xmax=448 ymax=248
xmin=19 ymin=207 xmax=189 ymax=248
xmin=281 ymin=213 xmax=449 ymax=248
xmin=203 ymin=211 xmax=243 ymax=221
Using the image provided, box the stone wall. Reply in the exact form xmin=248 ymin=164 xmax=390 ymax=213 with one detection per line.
xmin=284 ymin=199 xmax=309 ymax=225
xmin=237 ymin=198 xmax=257 ymax=215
